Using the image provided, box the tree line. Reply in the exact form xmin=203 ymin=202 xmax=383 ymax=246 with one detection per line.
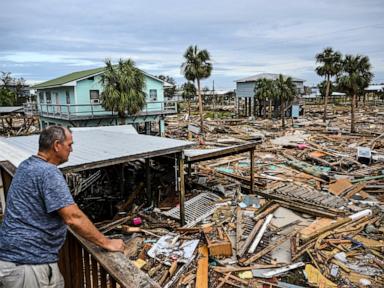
xmin=1 ymin=45 xmax=374 ymax=135
xmin=315 ymin=47 xmax=373 ymax=133
xmin=0 ymin=72 xmax=27 ymax=106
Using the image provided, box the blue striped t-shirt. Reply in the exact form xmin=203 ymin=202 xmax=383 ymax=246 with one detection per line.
xmin=0 ymin=155 xmax=74 ymax=264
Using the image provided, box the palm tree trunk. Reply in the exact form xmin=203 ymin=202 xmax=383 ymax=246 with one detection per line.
xmin=188 ymin=98 xmax=191 ymax=119
xmin=269 ymin=99 xmax=272 ymax=119
xmin=281 ymin=98 xmax=285 ymax=129
xmin=263 ymin=100 xmax=267 ymax=117
xmin=119 ymin=112 xmax=125 ymax=125
xmin=323 ymin=76 xmax=330 ymax=123
xmin=351 ymin=94 xmax=356 ymax=133
xmin=197 ymin=80 xmax=204 ymax=134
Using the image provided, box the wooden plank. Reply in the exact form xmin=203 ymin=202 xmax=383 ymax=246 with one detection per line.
xmin=110 ymin=278 xmax=117 ymax=288
xmin=185 ymin=142 xmax=257 ymax=163
xmin=178 ymin=153 xmax=185 ymax=226
xmin=300 ymin=218 xmax=351 ymax=242
xmin=242 ymin=230 xmax=297 ymax=266
xmin=83 ymin=249 xmax=91 ymax=288
xmin=254 ymin=203 xmax=279 ymax=222
xmin=250 ymin=149 xmax=255 ymax=194
xmin=91 ymin=256 xmax=99 ymax=288
xmin=299 ymin=218 xmax=334 ymax=240
xmin=343 ymin=183 xmax=366 ymax=199
xmin=69 ymin=233 xmax=84 ymax=288
xmin=100 ymin=267 xmax=108 ymax=288
xmin=195 ymin=246 xmax=209 ymax=288
xmin=236 ymin=207 xmax=242 ymax=256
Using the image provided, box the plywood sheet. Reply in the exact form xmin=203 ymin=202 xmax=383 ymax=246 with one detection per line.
xmin=328 ymin=179 xmax=352 ymax=196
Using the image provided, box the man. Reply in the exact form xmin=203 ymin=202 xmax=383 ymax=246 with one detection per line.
xmin=0 ymin=126 xmax=125 ymax=287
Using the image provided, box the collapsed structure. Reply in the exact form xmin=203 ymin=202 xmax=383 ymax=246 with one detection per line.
xmin=0 ymin=103 xmax=383 ymax=287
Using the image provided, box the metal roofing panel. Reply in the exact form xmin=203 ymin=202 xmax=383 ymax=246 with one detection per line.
xmin=0 ymin=106 xmax=23 ymax=114
xmin=70 ymin=125 xmax=138 ymax=134
xmin=0 ymin=139 xmax=30 ymax=167
xmin=0 ymin=126 xmax=195 ymax=171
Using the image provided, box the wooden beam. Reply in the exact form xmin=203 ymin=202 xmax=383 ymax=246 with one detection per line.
xmin=238 ymin=218 xmax=264 ymax=257
xmin=250 ymin=149 xmax=255 ymax=194
xmin=196 ymin=246 xmax=209 ymax=288
xmin=178 ymin=152 xmax=185 ymax=226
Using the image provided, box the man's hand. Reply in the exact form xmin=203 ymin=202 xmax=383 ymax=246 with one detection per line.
xmin=103 ymin=239 xmax=125 ymax=252
xmin=59 ymin=204 xmax=125 ymax=252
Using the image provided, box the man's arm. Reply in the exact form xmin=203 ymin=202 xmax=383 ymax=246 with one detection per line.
xmin=58 ymin=203 xmax=125 ymax=252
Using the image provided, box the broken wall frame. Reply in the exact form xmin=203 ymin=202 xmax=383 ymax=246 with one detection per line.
xmin=184 ymin=142 xmax=258 ymax=195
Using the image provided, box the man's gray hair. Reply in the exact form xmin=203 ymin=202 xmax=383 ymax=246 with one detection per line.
xmin=39 ymin=126 xmax=71 ymax=151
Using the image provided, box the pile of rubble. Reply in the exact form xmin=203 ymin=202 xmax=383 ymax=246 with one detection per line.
xmin=99 ymin=105 xmax=384 ymax=287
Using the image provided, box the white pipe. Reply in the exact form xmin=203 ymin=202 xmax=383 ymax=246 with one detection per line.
xmin=248 ymin=214 xmax=273 ymax=254
xmin=348 ymin=209 xmax=372 ymax=221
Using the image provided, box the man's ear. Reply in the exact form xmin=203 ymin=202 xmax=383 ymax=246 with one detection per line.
xmin=53 ymin=140 xmax=60 ymax=152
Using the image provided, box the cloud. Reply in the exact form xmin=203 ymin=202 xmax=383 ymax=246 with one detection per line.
xmin=0 ymin=0 xmax=383 ymax=88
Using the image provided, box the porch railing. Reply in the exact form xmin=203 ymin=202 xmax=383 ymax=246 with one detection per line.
xmin=38 ymin=101 xmax=178 ymax=120
xmin=23 ymin=102 xmax=39 ymax=116
xmin=59 ymin=230 xmax=157 ymax=287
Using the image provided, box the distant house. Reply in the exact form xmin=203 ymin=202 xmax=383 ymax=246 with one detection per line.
xmin=235 ymin=73 xmax=305 ymax=117
xmin=235 ymin=73 xmax=305 ymax=98
xmin=32 ymin=67 xmax=177 ymax=135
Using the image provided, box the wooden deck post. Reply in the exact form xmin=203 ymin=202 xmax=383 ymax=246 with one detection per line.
xmin=250 ymin=149 xmax=255 ymax=194
xmin=145 ymin=158 xmax=152 ymax=205
xmin=178 ymin=152 xmax=185 ymax=226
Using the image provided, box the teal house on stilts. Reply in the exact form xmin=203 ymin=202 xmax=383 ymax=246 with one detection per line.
xmin=32 ymin=67 xmax=177 ymax=135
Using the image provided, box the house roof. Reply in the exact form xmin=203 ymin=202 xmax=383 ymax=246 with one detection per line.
xmin=236 ymin=73 xmax=305 ymax=83
xmin=32 ymin=67 xmax=105 ymax=89
xmin=365 ymin=84 xmax=384 ymax=92
xmin=0 ymin=106 xmax=23 ymax=114
xmin=0 ymin=125 xmax=195 ymax=172
xmin=32 ymin=66 xmax=166 ymax=89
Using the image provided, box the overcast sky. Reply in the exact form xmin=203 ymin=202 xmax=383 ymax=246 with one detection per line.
xmin=0 ymin=0 xmax=383 ymax=89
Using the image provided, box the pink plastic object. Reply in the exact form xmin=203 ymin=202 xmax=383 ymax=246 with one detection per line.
xmin=297 ymin=143 xmax=309 ymax=150
xmin=132 ymin=217 xmax=142 ymax=226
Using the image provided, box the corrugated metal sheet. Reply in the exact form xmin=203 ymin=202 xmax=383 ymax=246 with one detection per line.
xmin=0 ymin=139 xmax=30 ymax=167
xmin=70 ymin=125 xmax=138 ymax=134
xmin=0 ymin=106 xmax=23 ymax=114
xmin=184 ymin=147 xmax=228 ymax=158
xmin=0 ymin=126 xmax=194 ymax=170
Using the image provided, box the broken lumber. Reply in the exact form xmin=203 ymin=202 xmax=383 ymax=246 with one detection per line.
xmin=195 ymin=246 xmax=209 ymax=288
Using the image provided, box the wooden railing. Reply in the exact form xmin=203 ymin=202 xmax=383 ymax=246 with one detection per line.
xmin=22 ymin=102 xmax=39 ymax=116
xmin=59 ymin=232 xmax=118 ymax=288
xmin=38 ymin=101 xmax=178 ymax=120
xmin=59 ymin=230 xmax=158 ymax=288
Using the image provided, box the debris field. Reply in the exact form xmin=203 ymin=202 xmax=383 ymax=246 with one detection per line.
xmin=98 ymin=105 xmax=384 ymax=287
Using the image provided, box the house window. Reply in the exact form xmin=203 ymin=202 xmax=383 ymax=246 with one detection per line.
xmin=66 ymin=91 xmax=71 ymax=104
xmin=46 ymin=92 xmax=51 ymax=104
xmin=149 ymin=89 xmax=157 ymax=101
xmin=90 ymin=90 xmax=100 ymax=103
xmin=39 ymin=92 xmax=44 ymax=103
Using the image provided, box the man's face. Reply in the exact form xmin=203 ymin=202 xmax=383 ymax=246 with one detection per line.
xmin=55 ymin=129 xmax=73 ymax=164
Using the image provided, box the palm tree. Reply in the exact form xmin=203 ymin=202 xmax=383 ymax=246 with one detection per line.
xmin=181 ymin=82 xmax=196 ymax=118
xmin=101 ymin=59 xmax=146 ymax=125
xmin=337 ymin=55 xmax=373 ymax=133
xmin=254 ymin=78 xmax=274 ymax=118
xmin=315 ymin=48 xmax=342 ymax=122
xmin=275 ymin=75 xmax=296 ymax=129
xmin=181 ymin=45 xmax=212 ymax=133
